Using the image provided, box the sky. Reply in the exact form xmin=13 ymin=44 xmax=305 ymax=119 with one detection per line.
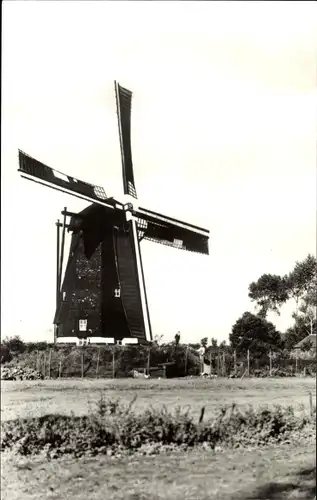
xmin=2 ymin=1 xmax=316 ymax=344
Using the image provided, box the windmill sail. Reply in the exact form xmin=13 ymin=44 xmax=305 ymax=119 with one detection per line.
xmin=135 ymin=207 xmax=210 ymax=255
xmin=18 ymin=150 xmax=110 ymax=207
xmin=115 ymin=82 xmax=137 ymax=199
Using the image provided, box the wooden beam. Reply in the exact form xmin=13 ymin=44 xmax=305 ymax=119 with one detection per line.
xmin=54 ymin=220 xmax=61 ymax=344
xmin=58 ymin=207 xmax=67 ymax=293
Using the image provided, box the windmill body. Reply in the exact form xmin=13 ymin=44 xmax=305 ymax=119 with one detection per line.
xmin=18 ymin=82 xmax=210 ymax=345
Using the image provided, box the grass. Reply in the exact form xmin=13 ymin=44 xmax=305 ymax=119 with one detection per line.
xmin=1 ymin=442 xmax=315 ymax=500
xmin=2 ymin=377 xmax=316 ymax=422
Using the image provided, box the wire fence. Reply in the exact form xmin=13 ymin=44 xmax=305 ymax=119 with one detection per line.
xmin=18 ymin=345 xmax=317 ymax=379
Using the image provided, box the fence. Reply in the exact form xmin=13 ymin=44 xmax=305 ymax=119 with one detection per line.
xmin=19 ymin=345 xmax=317 ymax=379
xmin=201 ymin=348 xmax=316 ymax=378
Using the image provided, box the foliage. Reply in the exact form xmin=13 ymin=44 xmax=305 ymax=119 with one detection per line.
xmin=2 ymin=342 xmax=201 ymax=378
xmin=25 ymin=341 xmax=50 ymax=352
xmin=229 ymin=312 xmax=282 ymax=356
xmin=283 ymin=287 xmax=316 ymax=350
xmin=1 ymin=396 xmax=313 ymax=459
xmin=248 ymin=274 xmax=289 ymax=317
xmin=2 ymin=335 xmax=26 ymax=354
xmin=292 ymin=292 xmax=317 ymax=337
xmin=283 ymin=323 xmax=315 ymax=352
xmin=248 ymin=255 xmax=317 ymax=319
xmin=287 ymin=254 xmax=317 ymax=311
xmin=0 ymin=344 xmax=12 ymax=364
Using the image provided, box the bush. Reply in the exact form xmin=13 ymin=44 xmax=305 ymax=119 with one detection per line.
xmin=1 ymin=397 xmax=314 ymax=459
xmin=0 ymin=344 xmax=12 ymax=364
xmin=2 ymin=336 xmax=26 ymax=354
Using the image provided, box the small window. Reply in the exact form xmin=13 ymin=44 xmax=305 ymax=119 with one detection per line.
xmin=79 ymin=319 xmax=88 ymax=332
xmin=114 ymin=288 xmax=121 ymax=298
xmin=173 ymin=239 xmax=183 ymax=248
xmin=62 ymin=291 xmax=66 ymax=301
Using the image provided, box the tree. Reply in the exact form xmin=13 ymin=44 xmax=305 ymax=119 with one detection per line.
xmin=283 ymin=321 xmax=311 ymax=351
xmin=229 ymin=312 xmax=282 ymax=356
xmin=248 ymin=255 xmax=316 ymax=321
xmin=286 ymin=254 xmax=317 ymax=312
xmin=248 ymin=274 xmax=289 ymax=317
xmin=297 ymin=294 xmax=316 ymax=336
xmin=284 ymin=291 xmax=317 ymax=350
xmin=3 ymin=335 xmax=25 ymax=354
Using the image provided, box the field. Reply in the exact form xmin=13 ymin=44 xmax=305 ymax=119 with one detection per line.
xmin=1 ymin=377 xmax=316 ymax=500
xmin=2 ymin=376 xmax=316 ymax=421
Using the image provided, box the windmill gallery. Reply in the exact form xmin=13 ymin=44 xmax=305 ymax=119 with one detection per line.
xmin=18 ymin=82 xmax=210 ymax=346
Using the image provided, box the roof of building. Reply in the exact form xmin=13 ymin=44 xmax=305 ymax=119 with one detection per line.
xmin=294 ymin=333 xmax=316 ymax=349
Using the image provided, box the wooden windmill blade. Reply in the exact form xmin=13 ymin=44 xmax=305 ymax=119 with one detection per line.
xmin=115 ymin=82 xmax=138 ymax=199
xmin=134 ymin=206 xmax=210 ymax=255
xmin=18 ymin=150 xmax=113 ymax=209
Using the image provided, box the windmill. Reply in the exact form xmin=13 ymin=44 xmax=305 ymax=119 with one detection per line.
xmin=18 ymin=81 xmax=210 ymax=345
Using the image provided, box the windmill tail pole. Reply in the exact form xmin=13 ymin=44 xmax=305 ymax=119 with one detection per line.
xmin=58 ymin=208 xmax=67 ymax=293
xmin=54 ymin=220 xmax=61 ymax=343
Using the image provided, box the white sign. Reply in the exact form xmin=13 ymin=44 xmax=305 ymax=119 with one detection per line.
xmin=79 ymin=319 xmax=88 ymax=332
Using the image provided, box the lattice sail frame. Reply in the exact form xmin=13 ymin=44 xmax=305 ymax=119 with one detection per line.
xmin=115 ymin=82 xmax=138 ymax=199
xmin=134 ymin=208 xmax=209 ymax=255
xmin=18 ymin=150 xmax=108 ymax=204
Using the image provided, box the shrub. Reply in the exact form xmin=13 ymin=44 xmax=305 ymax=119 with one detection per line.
xmin=1 ymin=397 xmax=314 ymax=459
xmin=2 ymin=336 xmax=26 ymax=354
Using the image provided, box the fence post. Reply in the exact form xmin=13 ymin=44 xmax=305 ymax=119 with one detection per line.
xmin=43 ymin=353 xmax=46 ymax=379
xmin=234 ymin=350 xmax=237 ymax=376
xmin=247 ymin=349 xmax=250 ymax=377
xmin=295 ymin=350 xmax=298 ymax=375
xmin=184 ymin=345 xmax=189 ymax=376
xmin=217 ymin=353 xmax=220 ymax=376
xmin=112 ymin=348 xmax=116 ymax=378
xmin=222 ymin=352 xmax=226 ymax=377
xmin=81 ymin=349 xmax=84 ymax=378
xmin=36 ymin=350 xmax=40 ymax=373
xmin=96 ymin=347 xmax=100 ymax=378
xmin=58 ymin=359 xmax=62 ymax=378
xmin=309 ymin=391 xmax=313 ymax=416
xmin=146 ymin=347 xmax=151 ymax=376
xmin=209 ymin=349 xmax=212 ymax=376
xmin=48 ymin=349 xmax=52 ymax=379
xmin=269 ymin=351 xmax=272 ymax=377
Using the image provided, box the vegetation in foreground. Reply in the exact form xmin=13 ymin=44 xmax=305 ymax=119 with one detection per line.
xmin=1 ymin=396 xmax=315 ymax=460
